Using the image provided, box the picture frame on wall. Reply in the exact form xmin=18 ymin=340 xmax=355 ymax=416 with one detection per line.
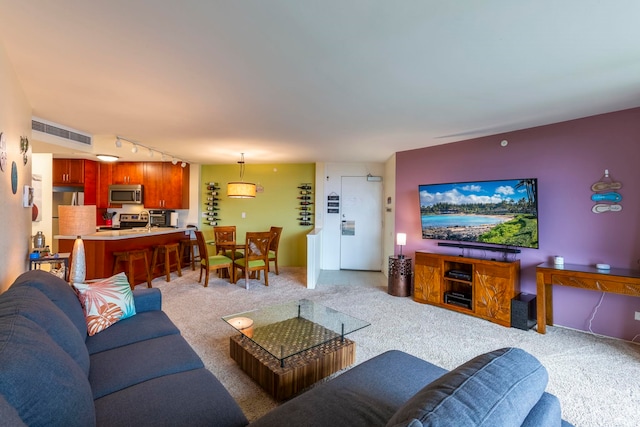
xmin=23 ymin=185 xmax=34 ymax=208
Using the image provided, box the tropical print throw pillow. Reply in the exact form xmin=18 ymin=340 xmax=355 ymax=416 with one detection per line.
xmin=73 ymin=272 xmax=136 ymax=336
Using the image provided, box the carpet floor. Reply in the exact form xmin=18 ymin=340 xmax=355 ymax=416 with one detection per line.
xmin=148 ymin=267 xmax=640 ymax=426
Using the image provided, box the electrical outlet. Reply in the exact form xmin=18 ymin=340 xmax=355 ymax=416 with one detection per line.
xmin=635 ymin=311 xmax=640 ymax=321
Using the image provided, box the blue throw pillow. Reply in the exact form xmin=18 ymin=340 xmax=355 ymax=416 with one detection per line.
xmin=0 ymin=316 xmax=95 ymax=426
xmin=0 ymin=286 xmax=90 ymax=376
xmin=386 ymin=348 xmax=549 ymax=427
xmin=11 ymin=270 xmax=87 ymax=337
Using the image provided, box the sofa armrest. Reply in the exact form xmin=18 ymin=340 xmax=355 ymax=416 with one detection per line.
xmin=133 ymin=288 xmax=162 ymax=312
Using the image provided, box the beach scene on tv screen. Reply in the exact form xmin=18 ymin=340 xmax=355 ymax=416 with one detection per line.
xmin=419 ymin=178 xmax=538 ymax=249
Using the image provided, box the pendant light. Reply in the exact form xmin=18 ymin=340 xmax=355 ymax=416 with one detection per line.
xmin=227 ymin=153 xmax=256 ymax=198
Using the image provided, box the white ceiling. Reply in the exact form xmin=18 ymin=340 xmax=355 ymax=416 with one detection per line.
xmin=1 ymin=1 xmax=640 ymax=164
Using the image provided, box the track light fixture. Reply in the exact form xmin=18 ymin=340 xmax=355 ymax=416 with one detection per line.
xmin=113 ymin=136 xmax=188 ymax=166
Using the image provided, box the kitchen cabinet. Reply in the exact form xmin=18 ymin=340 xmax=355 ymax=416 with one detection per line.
xmin=143 ymin=162 xmax=190 ymax=209
xmin=111 ymin=162 xmax=143 ymax=184
xmin=96 ymin=162 xmax=112 ymax=208
xmin=52 ymin=159 xmax=85 ymax=185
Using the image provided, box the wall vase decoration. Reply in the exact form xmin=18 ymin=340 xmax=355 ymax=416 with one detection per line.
xmin=11 ymin=161 xmax=18 ymax=194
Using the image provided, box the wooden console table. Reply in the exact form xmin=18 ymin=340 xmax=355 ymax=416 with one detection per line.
xmin=535 ymin=262 xmax=640 ymax=334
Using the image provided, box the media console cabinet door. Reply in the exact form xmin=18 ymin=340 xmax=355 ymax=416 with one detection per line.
xmin=474 ymin=262 xmax=520 ymax=326
xmin=414 ymin=253 xmax=442 ymax=304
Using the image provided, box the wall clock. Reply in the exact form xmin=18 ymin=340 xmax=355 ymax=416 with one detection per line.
xmin=0 ymin=132 xmax=7 ymax=172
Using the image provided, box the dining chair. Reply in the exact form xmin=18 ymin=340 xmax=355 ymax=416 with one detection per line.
xmin=233 ymin=231 xmax=271 ymax=289
xmin=267 ymin=226 xmax=283 ymax=275
xmin=195 ymin=230 xmax=233 ymax=287
xmin=213 ymin=225 xmax=244 ymax=259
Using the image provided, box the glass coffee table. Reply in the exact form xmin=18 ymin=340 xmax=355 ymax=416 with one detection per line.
xmin=222 ymin=299 xmax=370 ymax=400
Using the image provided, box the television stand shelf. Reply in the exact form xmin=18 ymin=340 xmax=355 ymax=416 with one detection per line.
xmin=414 ymin=251 xmax=520 ymax=327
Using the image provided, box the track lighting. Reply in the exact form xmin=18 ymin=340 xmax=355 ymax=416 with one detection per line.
xmin=114 ymin=135 xmax=188 ymax=167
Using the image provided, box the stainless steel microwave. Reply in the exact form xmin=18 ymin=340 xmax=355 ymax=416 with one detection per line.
xmin=108 ymin=184 xmax=143 ymax=204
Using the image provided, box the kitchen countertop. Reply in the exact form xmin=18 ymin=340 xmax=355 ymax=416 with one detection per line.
xmin=55 ymin=227 xmax=189 ymax=241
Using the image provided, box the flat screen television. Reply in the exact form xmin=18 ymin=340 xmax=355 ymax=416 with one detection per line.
xmin=418 ymin=178 xmax=539 ymax=249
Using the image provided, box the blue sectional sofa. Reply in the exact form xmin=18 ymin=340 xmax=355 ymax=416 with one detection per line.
xmin=0 ymin=270 xmax=247 ymax=427
xmin=1 ymin=270 xmax=572 ymax=426
xmin=249 ymin=348 xmax=573 ymax=427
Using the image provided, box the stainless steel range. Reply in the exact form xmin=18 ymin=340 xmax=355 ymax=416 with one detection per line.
xmin=118 ymin=213 xmax=149 ymax=229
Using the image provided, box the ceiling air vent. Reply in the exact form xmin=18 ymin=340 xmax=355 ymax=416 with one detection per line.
xmin=31 ymin=119 xmax=92 ymax=146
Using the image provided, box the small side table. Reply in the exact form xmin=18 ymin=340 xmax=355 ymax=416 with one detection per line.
xmin=388 ymin=256 xmax=412 ymax=297
xmin=29 ymin=252 xmax=70 ymax=281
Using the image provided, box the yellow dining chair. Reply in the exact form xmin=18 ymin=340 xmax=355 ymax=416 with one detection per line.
xmin=195 ymin=231 xmax=233 ymax=287
xmin=267 ymin=226 xmax=283 ymax=275
xmin=213 ymin=225 xmax=244 ymax=260
xmin=233 ymin=231 xmax=271 ymax=289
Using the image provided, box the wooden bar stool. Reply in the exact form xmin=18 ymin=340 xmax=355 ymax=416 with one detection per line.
xmin=179 ymin=238 xmax=199 ymax=270
xmin=112 ymin=250 xmax=152 ymax=290
xmin=151 ymin=243 xmax=182 ymax=282
xmin=179 ymin=225 xmax=200 ymax=271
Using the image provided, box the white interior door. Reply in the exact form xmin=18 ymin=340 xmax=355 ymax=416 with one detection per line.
xmin=340 ymin=176 xmax=382 ymax=271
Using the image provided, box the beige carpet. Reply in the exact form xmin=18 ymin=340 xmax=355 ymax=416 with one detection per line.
xmin=148 ymin=267 xmax=640 ymax=426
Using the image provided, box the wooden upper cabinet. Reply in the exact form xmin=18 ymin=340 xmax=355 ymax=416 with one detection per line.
xmin=52 ymin=159 xmax=85 ymax=185
xmin=143 ymin=162 xmax=190 ymax=209
xmin=111 ymin=162 xmax=143 ymax=185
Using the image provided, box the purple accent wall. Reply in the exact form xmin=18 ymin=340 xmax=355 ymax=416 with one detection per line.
xmin=396 ymin=107 xmax=640 ymax=341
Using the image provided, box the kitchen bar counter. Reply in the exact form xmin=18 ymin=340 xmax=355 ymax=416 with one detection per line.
xmin=55 ymin=227 xmax=189 ymax=241
xmin=56 ymin=228 xmax=190 ymax=282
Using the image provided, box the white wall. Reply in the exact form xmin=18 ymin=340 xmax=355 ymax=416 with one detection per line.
xmin=320 ymin=162 xmax=385 ymax=270
xmin=0 ymin=42 xmax=33 ymax=290
xmin=382 ymin=154 xmax=396 ymax=276
xmin=31 ymin=153 xmax=53 ymax=251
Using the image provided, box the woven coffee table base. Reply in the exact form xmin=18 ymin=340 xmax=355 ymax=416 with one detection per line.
xmin=230 ymin=334 xmax=355 ymax=401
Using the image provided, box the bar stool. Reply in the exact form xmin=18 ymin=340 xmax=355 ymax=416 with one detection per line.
xmin=112 ymin=250 xmax=152 ymax=290
xmin=179 ymin=225 xmax=199 ymax=271
xmin=151 ymin=243 xmax=182 ymax=282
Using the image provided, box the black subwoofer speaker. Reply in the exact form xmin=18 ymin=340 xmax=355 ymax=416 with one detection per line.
xmin=511 ymin=293 xmax=537 ymax=330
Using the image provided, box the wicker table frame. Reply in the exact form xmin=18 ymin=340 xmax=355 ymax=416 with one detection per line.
xmin=229 ymin=333 xmax=355 ymax=401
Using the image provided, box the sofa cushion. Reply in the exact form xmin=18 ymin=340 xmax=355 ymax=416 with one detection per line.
xmin=94 ymin=368 xmax=248 ymax=427
xmin=89 ymin=333 xmax=204 ymax=399
xmin=0 ymin=286 xmax=90 ymax=376
xmin=73 ymin=273 xmax=137 ymax=336
xmin=85 ymin=310 xmax=180 ymax=355
xmin=0 ymin=315 xmax=95 ymax=427
xmin=386 ymin=348 xmax=549 ymax=427
xmin=11 ymin=270 xmax=87 ymax=337
xmin=249 ymin=350 xmax=448 ymax=427
xmin=0 ymin=394 xmax=27 ymax=426
xmin=522 ymin=392 xmax=563 ymax=427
